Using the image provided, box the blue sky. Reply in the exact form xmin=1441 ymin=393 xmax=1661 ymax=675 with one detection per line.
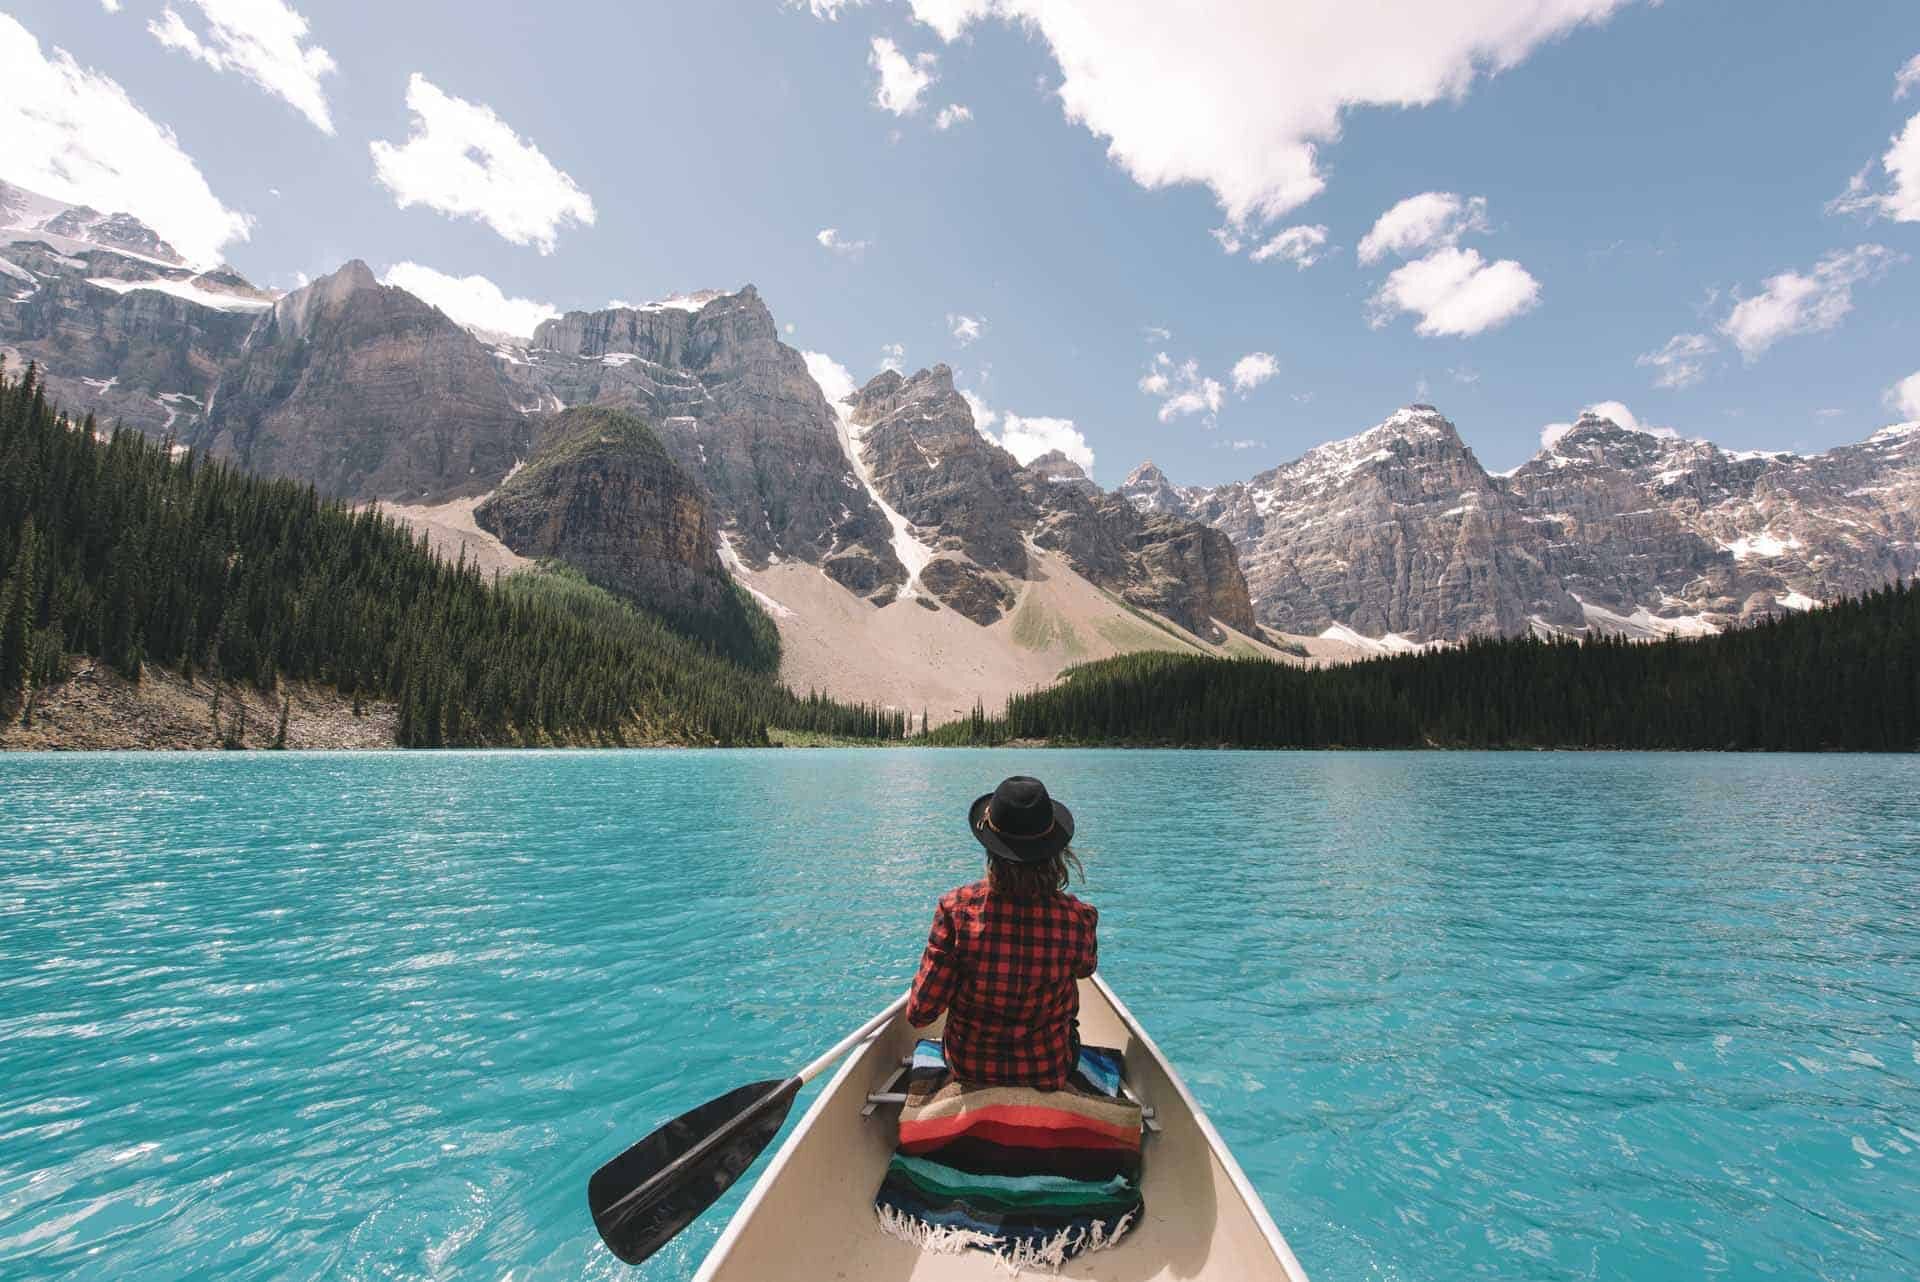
xmin=2 ymin=0 xmax=1916 ymax=484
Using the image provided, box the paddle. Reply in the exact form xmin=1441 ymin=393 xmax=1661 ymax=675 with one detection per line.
xmin=587 ymin=990 xmax=911 ymax=1266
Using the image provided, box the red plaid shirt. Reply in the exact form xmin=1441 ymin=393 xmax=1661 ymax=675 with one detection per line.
xmin=906 ymin=878 xmax=1099 ymax=1089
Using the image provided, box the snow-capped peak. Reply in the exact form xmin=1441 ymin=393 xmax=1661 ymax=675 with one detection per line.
xmin=0 ymin=178 xmax=186 ymax=267
xmin=610 ymin=289 xmax=724 ymax=314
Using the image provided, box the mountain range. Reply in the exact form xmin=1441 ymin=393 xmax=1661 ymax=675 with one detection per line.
xmin=1121 ymin=405 xmax=1919 ymax=647
xmin=4 ymin=176 xmax=1915 ymax=712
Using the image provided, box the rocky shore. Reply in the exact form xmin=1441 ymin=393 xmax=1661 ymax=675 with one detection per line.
xmin=1 ymin=661 xmax=398 ymax=751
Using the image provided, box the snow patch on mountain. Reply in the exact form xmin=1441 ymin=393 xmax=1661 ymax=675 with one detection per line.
xmin=1318 ymin=623 xmax=1429 ymax=654
xmin=1720 ymin=532 xmax=1802 ymax=561
xmin=86 ymin=276 xmax=272 ymax=312
xmin=803 ymin=350 xmax=938 ymax=601
xmin=1573 ymin=596 xmax=1720 ymax=639
xmin=716 ymin=530 xmax=795 ymax=618
xmin=611 ymin=290 xmax=721 ymax=314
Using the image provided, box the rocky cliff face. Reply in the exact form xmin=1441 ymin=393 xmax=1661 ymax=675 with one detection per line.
xmin=0 ymin=179 xmax=268 ymax=436
xmin=1147 ymin=407 xmax=1580 ymax=640
xmin=191 ymin=261 xmax=531 ymax=501
xmin=474 ymin=405 xmax=734 ymax=620
xmin=833 ymin=364 xmax=1258 ymax=637
xmin=1117 ymin=461 xmax=1202 ymax=516
xmin=506 ymin=288 xmax=905 ymax=600
xmin=1135 ymin=405 xmax=1920 ymax=641
xmin=1502 ymin=412 xmax=1920 ymax=625
xmin=1022 ymin=470 xmax=1257 ymax=639
xmin=1023 ymin=449 xmax=1102 ymax=498
xmin=847 ymin=365 xmax=1032 ymax=576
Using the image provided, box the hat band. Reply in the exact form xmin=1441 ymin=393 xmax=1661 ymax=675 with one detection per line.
xmin=982 ymin=805 xmax=1055 ymax=842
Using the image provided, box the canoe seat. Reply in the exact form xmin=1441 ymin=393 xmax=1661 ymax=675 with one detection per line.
xmin=866 ymin=1055 xmax=1160 ymax=1132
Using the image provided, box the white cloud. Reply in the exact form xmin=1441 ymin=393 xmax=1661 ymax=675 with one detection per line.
xmin=948 ymin=313 xmax=984 ymax=345
xmin=958 ymin=385 xmax=1093 ymax=471
xmin=1249 ymin=223 xmax=1328 ymax=268
xmin=380 ymin=262 xmax=558 ymax=339
xmin=1358 ymin=192 xmax=1489 ymax=265
xmin=909 ymin=0 xmax=982 ymax=39
xmin=934 ymin=104 xmax=973 ymax=129
xmin=1231 ymin=351 xmax=1278 ymax=394
xmin=880 ymin=342 xmax=906 ymax=372
xmin=899 ymin=0 xmax=1633 ymax=226
xmin=1719 ymin=245 xmax=1903 ymax=361
xmin=1449 ymin=366 xmax=1480 ymax=384
xmin=816 ymin=226 xmax=870 ymax=257
xmin=100 ymin=0 xmax=123 ymax=11
xmin=998 ymin=413 xmax=1094 ymax=472
xmin=870 ymin=37 xmax=936 ymax=115
xmin=1139 ymin=352 xmax=1223 ymax=422
xmin=1539 ymin=421 xmax=1577 ymax=451
xmin=803 ymin=349 xmax=857 ymax=405
xmin=1209 ymin=225 xmax=1244 ymax=255
xmin=1896 ymin=53 xmax=1920 ymax=100
xmin=1831 ymin=110 xmax=1920 ymax=223
xmin=1369 ymin=246 xmax=1540 ymax=337
xmin=370 ymin=74 xmax=595 ymax=254
xmin=960 ymin=387 xmax=999 ymax=431
xmin=1143 ymin=325 xmax=1172 ymax=342
xmin=1585 ymin=400 xmax=1676 ymax=438
xmin=1221 ymin=438 xmax=1264 ymax=450
xmin=0 ymin=15 xmax=251 ymax=267
xmin=148 ymin=0 xmax=336 ymax=134
xmin=1879 ymin=113 xmax=1920 ymax=221
xmin=791 ymin=0 xmax=858 ymax=16
xmin=1889 ymin=369 xmax=1920 ymax=421
xmin=1637 ymin=332 xmax=1715 ymax=389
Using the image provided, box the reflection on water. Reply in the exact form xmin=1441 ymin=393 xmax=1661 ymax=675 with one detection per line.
xmin=1 ymin=749 xmax=1916 ymax=1280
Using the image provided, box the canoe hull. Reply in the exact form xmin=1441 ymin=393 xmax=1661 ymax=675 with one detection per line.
xmin=694 ymin=973 xmax=1309 ymax=1281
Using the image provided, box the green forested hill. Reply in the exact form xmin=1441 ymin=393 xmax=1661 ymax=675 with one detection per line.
xmin=928 ymin=582 xmax=1920 ymax=752
xmin=0 ymin=363 xmax=908 ymax=746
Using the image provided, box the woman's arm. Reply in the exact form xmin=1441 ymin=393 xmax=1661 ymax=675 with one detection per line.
xmin=1072 ymin=905 xmax=1099 ymax=980
xmin=906 ymin=900 xmax=961 ymax=1027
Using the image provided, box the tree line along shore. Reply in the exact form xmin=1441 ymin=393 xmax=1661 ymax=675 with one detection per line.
xmin=3 ymin=363 xmax=1914 ymax=753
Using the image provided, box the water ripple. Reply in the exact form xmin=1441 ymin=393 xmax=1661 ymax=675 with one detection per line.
xmin=1 ymin=749 xmax=1916 ymax=1280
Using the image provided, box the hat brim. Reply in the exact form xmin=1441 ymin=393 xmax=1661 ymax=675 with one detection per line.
xmin=968 ymin=791 xmax=1075 ymax=864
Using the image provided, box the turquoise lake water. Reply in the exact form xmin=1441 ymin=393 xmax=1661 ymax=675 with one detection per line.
xmin=2 ymin=749 xmax=1917 ymax=1280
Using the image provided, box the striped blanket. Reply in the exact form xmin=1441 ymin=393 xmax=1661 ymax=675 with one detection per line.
xmin=874 ymin=1039 xmax=1144 ymax=1269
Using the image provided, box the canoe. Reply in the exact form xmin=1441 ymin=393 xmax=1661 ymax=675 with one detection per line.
xmin=693 ymin=972 xmax=1311 ymax=1281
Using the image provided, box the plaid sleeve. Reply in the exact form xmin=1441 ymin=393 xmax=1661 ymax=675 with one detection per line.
xmin=1072 ymin=904 xmax=1098 ymax=979
xmin=907 ymin=898 xmax=961 ymax=1027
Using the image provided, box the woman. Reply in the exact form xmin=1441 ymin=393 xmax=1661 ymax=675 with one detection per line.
xmin=905 ymin=775 xmax=1098 ymax=1090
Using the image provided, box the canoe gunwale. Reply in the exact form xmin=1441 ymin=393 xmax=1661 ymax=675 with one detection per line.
xmin=689 ymin=1009 xmax=886 ymax=1281
xmin=1087 ymin=972 xmax=1310 ymax=1282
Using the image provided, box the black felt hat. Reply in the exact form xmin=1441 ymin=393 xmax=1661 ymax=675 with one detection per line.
xmin=968 ymin=776 xmax=1075 ymax=864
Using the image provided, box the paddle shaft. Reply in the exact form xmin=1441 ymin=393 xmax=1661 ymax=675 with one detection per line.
xmin=798 ymin=990 xmax=912 ymax=1084
xmin=598 ymin=990 xmax=910 ymax=1233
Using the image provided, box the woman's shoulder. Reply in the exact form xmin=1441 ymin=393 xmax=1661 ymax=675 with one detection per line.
xmin=940 ymin=878 xmax=994 ymax=911
xmin=1057 ymin=890 xmax=1098 ymax=926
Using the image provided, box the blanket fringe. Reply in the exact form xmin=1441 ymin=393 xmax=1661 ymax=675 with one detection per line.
xmin=875 ymin=1205 xmax=1138 ymax=1276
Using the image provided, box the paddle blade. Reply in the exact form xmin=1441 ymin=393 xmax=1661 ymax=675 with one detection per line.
xmin=588 ymin=1078 xmax=800 ymax=1266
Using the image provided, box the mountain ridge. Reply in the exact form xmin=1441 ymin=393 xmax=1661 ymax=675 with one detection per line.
xmin=1125 ymin=406 xmax=1919 ymax=643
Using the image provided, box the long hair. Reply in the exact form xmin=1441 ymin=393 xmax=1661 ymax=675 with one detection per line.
xmin=987 ymin=846 xmax=1084 ymax=901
